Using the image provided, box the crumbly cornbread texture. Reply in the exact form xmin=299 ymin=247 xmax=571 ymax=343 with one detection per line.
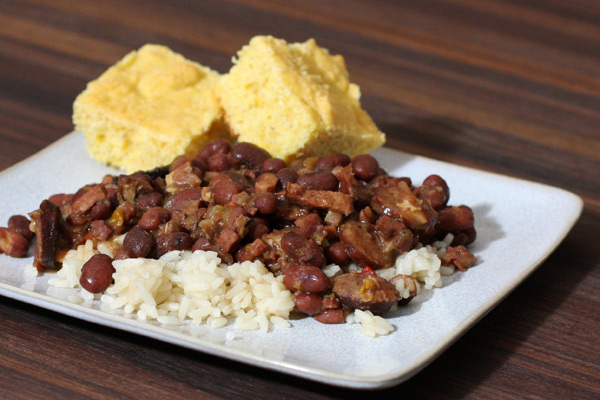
xmin=218 ymin=36 xmax=385 ymax=162
xmin=73 ymin=44 xmax=225 ymax=173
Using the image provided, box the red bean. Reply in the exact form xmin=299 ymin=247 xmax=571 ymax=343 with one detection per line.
xmin=283 ymin=265 xmax=331 ymax=293
xmin=281 ymin=231 xmax=326 ymax=267
xmin=213 ymin=178 xmax=242 ymax=205
xmin=418 ymin=174 xmax=449 ymax=210
xmin=326 ymin=241 xmax=349 ymax=265
xmin=281 ymin=232 xmax=305 ymax=253
xmin=352 ymin=154 xmax=379 ymax=181
xmin=123 ymin=226 xmax=154 ymax=258
xmin=297 ymin=170 xmax=339 ymax=191
xmin=315 ymin=154 xmax=351 ymax=170
xmin=254 ymin=193 xmax=277 ymax=215
xmin=156 ymin=232 xmax=193 ymax=257
xmin=8 ymin=215 xmax=34 ymax=240
xmin=79 ymin=254 xmax=115 ymax=293
xmin=208 ymin=153 xmax=231 ymax=172
xmin=418 ymin=186 xmax=448 ymax=210
xmin=261 ymin=158 xmax=286 ymax=174
xmin=437 ymin=206 xmax=474 ymax=232
xmin=89 ymin=199 xmax=112 ymax=221
xmin=136 ymin=192 xmax=164 ymax=209
xmin=315 ymin=309 xmax=345 ymax=324
xmin=231 ymin=142 xmax=271 ymax=170
xmin=198 ymin=139 xmax=231 ymax=160
xmin=138 ymin=207 xmax=170 ymax=230
xmin=276 ymin=168 xmax=299 ymax=189
xmin=0 ymin=227 xmax=29 ymax=257
xmin=294 ymin=293 xmax=323 ymax=315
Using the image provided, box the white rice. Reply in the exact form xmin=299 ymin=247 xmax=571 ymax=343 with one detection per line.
xmin=396 ymin=247 xmax=444 ymax=289
xmin=322 ymin=263 xmax=342 ymax=278
xmin=347 ymin=310 xmax=394 ymax=337
xmin=50 ymin=241 xmax=294 ymax=333
xmin=45 ymin=233 xmax=454 ymax=337
xmin=377 ymin=233 xmax=455 ymax=291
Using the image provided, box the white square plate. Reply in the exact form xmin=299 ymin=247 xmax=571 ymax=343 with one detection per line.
xmin=0 ymin=132 xmax=582 ymax=389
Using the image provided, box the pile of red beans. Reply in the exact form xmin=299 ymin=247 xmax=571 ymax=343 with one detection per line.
xmin=0 ymin=139 xmax=477 ymax=323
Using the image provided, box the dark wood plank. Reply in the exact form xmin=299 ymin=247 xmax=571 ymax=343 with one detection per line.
xmin=0 ymin=0 xmax=598 ymax=398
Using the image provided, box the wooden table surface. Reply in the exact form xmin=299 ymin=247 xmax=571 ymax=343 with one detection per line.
xmin=1 ymin=0 xmax=598 ymax=398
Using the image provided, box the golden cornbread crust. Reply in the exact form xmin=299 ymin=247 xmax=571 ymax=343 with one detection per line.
xmin=218 ymin=36 xmax=385 ymax=162
xmin=73 ymin=44 xmax=225 ymax=173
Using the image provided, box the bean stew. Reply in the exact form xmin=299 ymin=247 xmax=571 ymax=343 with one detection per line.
xmin=0 ymin=140 xmax=477 ymax=323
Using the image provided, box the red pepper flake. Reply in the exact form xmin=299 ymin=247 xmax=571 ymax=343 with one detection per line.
xmin=361 ymin=266 xmax=376 ymax=275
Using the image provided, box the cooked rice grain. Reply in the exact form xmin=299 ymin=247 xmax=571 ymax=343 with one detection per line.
xmin=348 ymin=309 xmax=394 ymax=337
xmin=395 ymin=247 xmax=443 ymax=289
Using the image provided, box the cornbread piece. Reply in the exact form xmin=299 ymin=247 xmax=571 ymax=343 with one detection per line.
xmin=73 ymin=44 xmax=225 ymax=173
xmin=219 ymin=36 xmax=385 ymax=162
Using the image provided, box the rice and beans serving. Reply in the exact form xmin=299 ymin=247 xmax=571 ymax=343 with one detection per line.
xmin=1 ymin=139 xmax=476 ymax=337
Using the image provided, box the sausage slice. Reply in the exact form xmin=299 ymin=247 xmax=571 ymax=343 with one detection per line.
xmin=338 ymin=220 xmax=392 ymax=269
xmin=30 ymin=200 xmax=62 ymax=271
xmin=371 ymin=182 xmax=437 ymax=231
xmin=333 ymin=272 xmax=400 ymax=315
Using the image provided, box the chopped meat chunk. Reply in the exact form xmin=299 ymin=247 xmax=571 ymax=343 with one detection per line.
xmin=441 ymin=245 xmax=477 ymax=271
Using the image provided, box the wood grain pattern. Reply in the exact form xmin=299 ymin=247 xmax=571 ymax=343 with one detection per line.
xmin=0 ymin=0 xmax=598 ymax=398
